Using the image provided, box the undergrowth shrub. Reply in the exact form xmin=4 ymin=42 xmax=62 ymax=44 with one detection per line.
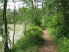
xmin=11 ymin=26 xmax=44 ymax=52
xmin=47 ymin=26 xmax=69 ymax=52
xmin=46 ymin=15 xmax=69 ymax=52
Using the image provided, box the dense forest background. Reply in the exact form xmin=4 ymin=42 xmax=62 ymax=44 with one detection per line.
xmin=0 ymin=0 xmax=69 ymax=52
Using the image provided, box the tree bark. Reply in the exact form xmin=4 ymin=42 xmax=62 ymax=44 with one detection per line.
xmin=3 ymin=0 xmax=9 ymax=52
xmin=13 ymin=0 xmax=16 ymax=44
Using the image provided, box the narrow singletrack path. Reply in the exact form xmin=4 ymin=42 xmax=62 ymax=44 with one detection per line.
xmin=39 ymin=30 xmax=56 ymax=52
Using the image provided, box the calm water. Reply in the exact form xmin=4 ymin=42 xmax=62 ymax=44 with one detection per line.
xmin=8 ymin=24 xmax=24 ymax=43
xmin=0 ymin=24 xmax=25 ymax=51
xmin=0 ymin=24 xmax=24 ymax=43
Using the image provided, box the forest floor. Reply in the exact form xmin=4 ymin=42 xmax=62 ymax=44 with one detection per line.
xmin=39 ymin=30 xmax=57 ymax=52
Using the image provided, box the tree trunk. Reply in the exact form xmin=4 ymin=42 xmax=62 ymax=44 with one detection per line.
xmin=3 ymin=0 xmax=9 ymax=52
xmin=13 ymin=0 xmax=16 ymax=44
xmin=31 ymin=1 xmax=36 ymax=25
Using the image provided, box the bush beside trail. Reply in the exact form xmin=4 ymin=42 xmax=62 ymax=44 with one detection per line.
xmin=11 ymin=26 xmax=44 ymax=52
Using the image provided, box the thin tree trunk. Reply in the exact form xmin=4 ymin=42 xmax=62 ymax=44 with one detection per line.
xmin=31 ymin=1 xmax=35 ymax=25
xmin=56 ymin=1 xmax=59 ymax=18
xmin=31 ymin=1 xmax=34 ymax=9
xmin=36 ymin=0 xmax=38 ymax=8
xmin=3 ymin=0 xmax=9 ymax=52
xmin=13 ymin=0 xmax=16 ymax=44
xmin=63 ymin=0 xmax=66 ymax=24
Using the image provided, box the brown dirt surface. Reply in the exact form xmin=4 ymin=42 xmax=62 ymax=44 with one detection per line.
xmin=39 ymin=30 xmax=57 ymax=52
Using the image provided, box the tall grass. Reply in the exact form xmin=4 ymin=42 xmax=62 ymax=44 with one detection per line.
xmin=47 ymin=28 xmax=69 ymax=52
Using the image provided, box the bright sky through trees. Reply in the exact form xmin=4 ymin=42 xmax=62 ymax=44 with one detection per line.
xmin=0 ymin=0 xmax=42 ymax=10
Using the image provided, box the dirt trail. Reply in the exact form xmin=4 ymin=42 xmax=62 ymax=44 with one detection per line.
xmin=39 ymin=30 xmax=56 ymax=52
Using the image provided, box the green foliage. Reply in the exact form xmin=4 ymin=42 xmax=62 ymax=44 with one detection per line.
xmin=46 ymin=16 xmax=69 ymax=52
xmin=47 ymin=27 xmax=69 ymax=52
xmin=18 ymin=7 xmax=42 ymax=27
xmin=43 ymin=0 xmax=69 ymax=51
xmin=0 ymin=41 xmax=3 ymax=52
xmin=57 ymin=37 xmax=69 ymax=52
xmin=26 ymin=26 xmax=43 ymax=36
xmin=0 ymin=8 xmax=4 ymax=52
xmin=7 ymin=9 xmax=18 ymax=24
xmin=11 ymin=26 xmax=44 ymax=52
